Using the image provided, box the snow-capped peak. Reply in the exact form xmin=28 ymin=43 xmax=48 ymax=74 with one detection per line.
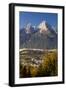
xmin=38 ymin=20 xmax=49 ymax=33
xmin=25 ymin=23 xmax=32 ymax=34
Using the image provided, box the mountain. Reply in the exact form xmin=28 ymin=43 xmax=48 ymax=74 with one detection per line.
xmin=20 ymin=23 xmax=38 ymax=47
xmin=25 ymin=23 xmax=36 ymax=34
xmin=20 ymin=21 xmax=57 ymax=49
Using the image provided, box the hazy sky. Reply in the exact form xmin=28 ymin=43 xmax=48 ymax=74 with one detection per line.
xmin=19 ymin=12 xmax=58 ymax=30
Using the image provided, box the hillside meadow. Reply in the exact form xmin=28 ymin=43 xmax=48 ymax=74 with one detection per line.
xmin=19 ymin=49 xmax=58 ymax=78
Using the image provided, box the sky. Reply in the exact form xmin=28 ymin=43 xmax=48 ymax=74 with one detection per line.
xmin=19 ymin=12 xmax=58 ymax=30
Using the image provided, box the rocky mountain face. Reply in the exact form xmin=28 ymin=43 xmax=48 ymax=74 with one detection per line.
xmin=20 ymin=21 xmax=57 ymax=49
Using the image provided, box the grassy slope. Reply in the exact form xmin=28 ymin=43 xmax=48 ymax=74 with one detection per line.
xmin=20 ymin=49 xmax=58 ymax=78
